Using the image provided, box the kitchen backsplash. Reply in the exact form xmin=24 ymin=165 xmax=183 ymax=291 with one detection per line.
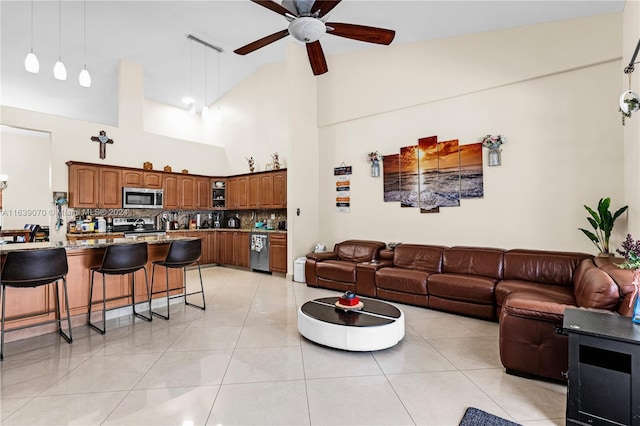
xmin=66 ymin=208 xmax=287 ymax=230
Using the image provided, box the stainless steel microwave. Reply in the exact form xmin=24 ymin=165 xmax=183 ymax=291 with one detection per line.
xmin=122 ymin=187 xmax=163 ymax=209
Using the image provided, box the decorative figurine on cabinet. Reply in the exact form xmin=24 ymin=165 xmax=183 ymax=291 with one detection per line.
xmin=246 ymin=156 xmax=255 ymax=173
xmin=271 ymin=152 xmax=281 ymax=170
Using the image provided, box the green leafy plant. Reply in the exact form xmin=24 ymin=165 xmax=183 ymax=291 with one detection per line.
xmin=578 ymin=197 xmax=628 ymax=254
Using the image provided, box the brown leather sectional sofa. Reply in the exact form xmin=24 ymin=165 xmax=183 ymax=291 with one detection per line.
xmin=305 ymin=240 xmax=634 ymax=382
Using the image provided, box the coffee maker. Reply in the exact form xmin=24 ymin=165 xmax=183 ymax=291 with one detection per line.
xmin=213 ymin=211 xmax=224 ymax=228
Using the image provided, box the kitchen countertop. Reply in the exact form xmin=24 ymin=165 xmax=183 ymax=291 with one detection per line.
xmin=1 ymin=235 xmax=197 ymax=253
xmin=165 ymin=228 xmax=287 ymax=234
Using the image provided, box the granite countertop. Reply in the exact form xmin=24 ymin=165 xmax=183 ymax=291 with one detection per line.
xmin=165 ymin=228 xmax=287 ymax=234
xmin=0 ymin=235 xmax=197 ymax=253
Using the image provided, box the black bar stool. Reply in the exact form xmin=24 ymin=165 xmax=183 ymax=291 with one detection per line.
xmin=150 ymin=239 xmax=206 ymax=320
xmin=88 ymin=242 xmax=152 ymax=334
xmin=1 ymin=247 xmax=72 ymax=360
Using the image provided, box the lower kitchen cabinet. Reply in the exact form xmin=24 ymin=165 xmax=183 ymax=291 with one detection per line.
xmin=269 ymin=233 xmax=287 ymax=273
xmin=214 ymin=231 xmax=250 ymax=268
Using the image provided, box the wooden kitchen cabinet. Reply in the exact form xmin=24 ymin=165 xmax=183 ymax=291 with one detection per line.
xmin=143 ymin=172 xmax=163 ymax=189
xmin=226 ymin=176 xmax=248 ymax=209
xmin=163 ymin=174 xmax=179 ymax=209
xmin=248 ymin=174 xmax=260 ymax=209
xmin=195 ymin=177 xmax=211 ymax=209
xmin=222 ymin=231 xmax=235 ymax=265
xmin=272 ymin=170 xmax=287 ymax=208
xmin=122 ymin=169 xmax=143 ymax=187
xmin=269 ymin=233 xmax=287 ymax=273
xmin=234 ymin=232 xmax=250 ymax=268
xmin=245 ymin=170 xmax=287 ymax=209
xmin=162 ymin=174 xmax=197 ymax=209
xmin=67 ymin=163 xmax=124 ymax=209
xmin=67 ymin=163 xmax=99 ymax=208
xmin=180 ymin=175 xmax=196 ymax=210
xmin=99 ymin=167 xmax=122 ymax=209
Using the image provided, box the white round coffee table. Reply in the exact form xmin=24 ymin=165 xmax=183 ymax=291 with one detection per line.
xmin=298 ymin=297 xmax=404 ymax=351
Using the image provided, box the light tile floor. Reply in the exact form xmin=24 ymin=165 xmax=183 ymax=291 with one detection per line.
xmin=0 ymin=267 xmax=566 ymax=425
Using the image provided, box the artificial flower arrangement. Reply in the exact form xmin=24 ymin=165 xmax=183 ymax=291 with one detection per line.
xmin=616 ymin=234 xmax=640 ymax=322
xmin=368 ymin=151 xmax=381 ymax=163
xmin=481 ymin=135 xmax=506 ymax=149
xmin=617 ymin=234 xmax=640 ymax=270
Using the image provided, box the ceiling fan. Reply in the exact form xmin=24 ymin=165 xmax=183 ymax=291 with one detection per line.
xmin=234 ymin=0 xmax=396 ymax=75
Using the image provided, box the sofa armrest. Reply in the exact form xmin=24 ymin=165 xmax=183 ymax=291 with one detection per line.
xmin=306 ymin=252 xmax=338 ymax=261
xmin=503 ymin=292 xmax=575 ymax=323
xmin=355 ymin=260 xmax=392 ymax=297
xmin=379 ymin=249 xmax=394 ymax=261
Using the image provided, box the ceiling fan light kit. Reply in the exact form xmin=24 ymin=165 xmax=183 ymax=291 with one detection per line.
xmin=289 ymin=17 xmax=326 ymax=43
xmin=234 ymin=0 xmax=395 ymax=76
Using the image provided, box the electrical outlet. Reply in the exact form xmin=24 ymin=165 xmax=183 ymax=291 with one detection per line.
xmin=271 ymin=214 xmax=276 ymax=219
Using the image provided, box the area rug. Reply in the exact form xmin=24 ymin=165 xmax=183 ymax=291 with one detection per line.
xmin=459 ymin=407 xmax=521 ymax=426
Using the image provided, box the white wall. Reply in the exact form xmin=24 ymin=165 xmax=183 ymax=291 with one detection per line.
xmin=0 ymin=60 xmax=230 ymax=240
xmin=314 ymin=13 xmax=626 ymax=254
xmin=0 ymin=126 xmax=51 ymax=230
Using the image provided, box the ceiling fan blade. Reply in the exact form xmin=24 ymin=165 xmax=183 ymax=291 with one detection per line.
xmin=311 ymin=0 xmax=341 ymax=18
xmin=234 ymin=29 xmax=290 ymax=55
xmin=250 ymin=0 xmax=293 ymax=17
xmin=306 ymin=41 xmax=328 ymax=75
xmin=326 ymin=22 xmax=395 ymax=45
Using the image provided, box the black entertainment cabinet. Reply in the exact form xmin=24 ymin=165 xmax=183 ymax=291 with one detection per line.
xmin=563 ymin=308 xmax=640 ymax=425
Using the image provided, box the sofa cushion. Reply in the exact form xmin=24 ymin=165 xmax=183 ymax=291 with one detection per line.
xmin=573 ymin=258 xmax=620 ymax=310
xmin=443 ymin=246 xmax=504 ymax=279
xmin=495 ymin=280 xmax=575 ymax=307
xmin=376 ymin=267 xmax=430 ymax=295
xmin=503 ymin=249 xmax=590 ymax=286
xmin=335 ymin=240 xmax=386 ymax=263
xmin=316 ymin=260 xmax=356 ymax=284
xmin=428 ymin=273 xmax=497 ymax=304
xmin=393 ymin=244 xmax=445 ymax=272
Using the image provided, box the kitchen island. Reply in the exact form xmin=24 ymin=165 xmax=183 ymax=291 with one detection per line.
xmin=1 ymin=235 xmax=197 ymax=342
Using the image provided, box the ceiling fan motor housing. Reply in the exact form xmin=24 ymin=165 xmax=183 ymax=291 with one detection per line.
xmin=288 ymin=17 xmax=326 ymax=43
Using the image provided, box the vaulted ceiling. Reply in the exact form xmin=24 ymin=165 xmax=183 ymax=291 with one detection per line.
xmin=0 ymin=1 xmax=625 ymax=126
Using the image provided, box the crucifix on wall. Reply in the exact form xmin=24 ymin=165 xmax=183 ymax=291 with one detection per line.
xmin=90 ymin=130 xmax=114 ymax=159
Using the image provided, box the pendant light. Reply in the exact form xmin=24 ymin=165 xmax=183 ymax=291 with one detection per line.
xmin=202 ymin=46 xmax=209 ymax=118
xmin=53 ymin=0 xmax=67 ymax=80
xmin=24 ymin=0 xmax=39 ymax=73
xmin=78 ymin=0 xmax=91 ymax=87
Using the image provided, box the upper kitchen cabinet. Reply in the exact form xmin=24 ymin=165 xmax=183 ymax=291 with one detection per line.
xmin=98 ymin=167 xmax=122 ymax=209
xmin=249 ymin=170 xmax=287 ymax=209
xmin=227 ymin=176 xmax=248 ymax=209
xmin=162 ymin=174 xmax=179 ymax=209
xmin=67 ymin=163 xmax=99 ymax=208
xmin=195 ymin=176 xmax=211 ymax=209
xmin=212 ymin=179 xmax=226 ymax=209
xmin=67 ymin=162 xmax=122 ymax=209
xmin=180 ymin=175 xmax=196 ymax=210
xmin=163 ymin=173 xmax=198 ymax=210
xmin=123 ymin=169 xmax=163 ymax=189
xmin=271 ymin=170 xmax=287 ymax=208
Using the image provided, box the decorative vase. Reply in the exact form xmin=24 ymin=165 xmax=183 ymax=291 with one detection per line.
xmin=488 ymin=147 xmax=502 ymax=167
xmin=632 ymin=270 xmax=640 ymax=324
xmin=371 ymin=160 xmax=380 ymax=177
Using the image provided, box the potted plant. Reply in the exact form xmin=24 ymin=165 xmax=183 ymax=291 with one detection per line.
xmin=578 ymin=197 xmax=628 ymax=255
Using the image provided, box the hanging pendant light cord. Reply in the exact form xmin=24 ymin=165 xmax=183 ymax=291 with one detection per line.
xmin=83 ymin=0 xmax=87 ymax=67
xmin=204 ymin=47 xmax=208 ymax=106
xmin=30 ymin=0 xmax=34 ymax=52
xmin=58 ymin=0 xmax=62 ymax=60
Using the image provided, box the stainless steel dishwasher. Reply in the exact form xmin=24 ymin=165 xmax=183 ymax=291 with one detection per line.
xmin=250 ymin=233 xmax=270 ymax=272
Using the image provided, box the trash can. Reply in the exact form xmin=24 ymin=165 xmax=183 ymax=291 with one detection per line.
xmin=294 ymin=257 xmax=306 ymax=283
